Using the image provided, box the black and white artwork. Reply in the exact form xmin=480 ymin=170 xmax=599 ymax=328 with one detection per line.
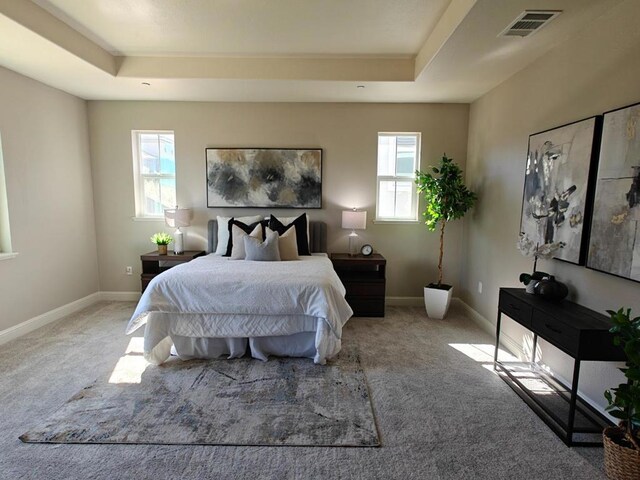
xmin=519 ymin=117 xmax=601 ymax=265
xmin=587 ymin=102 xmax=640 ymax=282
xmin=206 ymin=148 xmax=322 ymax=208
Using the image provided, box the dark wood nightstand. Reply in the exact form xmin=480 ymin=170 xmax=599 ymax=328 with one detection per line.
xmin=330 ymin=253 xmax=386 ymax=317
xmin=140 ymin=250 xmax=206 ymax=293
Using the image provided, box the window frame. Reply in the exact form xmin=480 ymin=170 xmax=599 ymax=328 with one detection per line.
xmin=375 ymin=132 xmax=421 ymax=223
xmin=131 ymin=130 xmax=176 ymax=219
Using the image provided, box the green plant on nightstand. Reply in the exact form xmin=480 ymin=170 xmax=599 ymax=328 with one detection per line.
xmin=150 ymin=232 xmax=173 ymax=255
xmin=603 ymin=307 xmax=640 ymax=479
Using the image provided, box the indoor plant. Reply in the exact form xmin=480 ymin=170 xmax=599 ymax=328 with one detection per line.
xmin=603 ymin=307 xmax=640 ymax=479
xmin=517 ymin=233 xmax=564 ymax=294
xmin=415 ymin=154 xmax=476 ymax=319
xmin=151 ymin=232 xmax=173 ymax=255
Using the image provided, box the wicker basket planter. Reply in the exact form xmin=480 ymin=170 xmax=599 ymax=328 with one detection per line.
xmin=603 ymin=427 xmax=640 ymax=480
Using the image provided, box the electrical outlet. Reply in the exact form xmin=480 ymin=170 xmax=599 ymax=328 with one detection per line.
xmin=478 ymin=281 xmax=483 ymax=294
xmin=125 ymin=266 xmax=133 ymax=276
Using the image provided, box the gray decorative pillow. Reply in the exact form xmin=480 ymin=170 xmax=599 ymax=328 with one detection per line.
xmin=244 ymin=229 xmax=281 ymax=261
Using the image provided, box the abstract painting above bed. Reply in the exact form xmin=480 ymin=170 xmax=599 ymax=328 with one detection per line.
xmin=206 ymin=148 xmax=322 ymax=208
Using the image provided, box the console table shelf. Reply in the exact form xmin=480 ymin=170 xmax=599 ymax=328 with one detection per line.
xmin=495 ymin=288 xmax=625 ymax=446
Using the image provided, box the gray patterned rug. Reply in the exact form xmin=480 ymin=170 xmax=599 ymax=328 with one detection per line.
xmin=19 ymin=346 xmax=379 ymax=447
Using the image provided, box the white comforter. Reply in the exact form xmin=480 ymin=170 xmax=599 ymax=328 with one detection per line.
xmin=127 ymin=254 xmax=353 ymax=364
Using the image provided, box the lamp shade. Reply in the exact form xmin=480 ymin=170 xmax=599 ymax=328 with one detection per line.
xmin=164 ymin=208 xmax=192 ymax=228
xmin=342 ymin=210 xmax=367 ymax=230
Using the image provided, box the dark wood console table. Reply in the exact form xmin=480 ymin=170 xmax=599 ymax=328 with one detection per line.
xmin=495 ymin=288 xmax=625 ymax=446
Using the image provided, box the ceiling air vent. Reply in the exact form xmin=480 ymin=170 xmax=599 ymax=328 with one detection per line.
xmin=499 ymin=10 xmax=561 ymax=38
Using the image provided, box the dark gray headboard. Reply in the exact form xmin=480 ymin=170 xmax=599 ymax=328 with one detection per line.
xmin=207 ymin=219 xmax=327 ymax=254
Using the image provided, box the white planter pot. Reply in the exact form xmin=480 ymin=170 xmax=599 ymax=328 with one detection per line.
xmin=424 ymin=286 xmax=453 ymax=319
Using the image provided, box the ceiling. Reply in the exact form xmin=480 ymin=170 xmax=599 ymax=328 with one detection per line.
xmin=0 ymin=0 xmax=624 ymax=103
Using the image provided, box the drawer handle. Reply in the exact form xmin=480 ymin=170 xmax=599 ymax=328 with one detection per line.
xmin=545 ymin=323 xmax=563 ymax=334
xmin=508 ymin=303 xmax=520 ymax=311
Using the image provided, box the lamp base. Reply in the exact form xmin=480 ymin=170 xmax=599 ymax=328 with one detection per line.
xmin=173 ymin=229 xmax=184 ymax=254
xmin=348 ymin=232 xmax=358 ymax=257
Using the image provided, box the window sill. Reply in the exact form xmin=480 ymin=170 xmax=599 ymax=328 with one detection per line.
xmin=0 ymin=252 xmax=19 ymax=261
xmin=373 ymin=219 xmax=421 ymax=225
xmin=132 ymin=216 xmax=164 ymax=222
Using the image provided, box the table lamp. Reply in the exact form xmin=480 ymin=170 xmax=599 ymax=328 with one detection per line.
xmin=341 ymin=209 xmax=367 ymax=256
xmin=164 ymin=206 xmax=192 ymax=254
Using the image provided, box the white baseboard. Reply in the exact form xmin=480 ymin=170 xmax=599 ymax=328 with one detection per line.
xmin=0 ymin=292 xmax=101 ymax=346
xmin=453 ymin=298 xmax=524 ymax=358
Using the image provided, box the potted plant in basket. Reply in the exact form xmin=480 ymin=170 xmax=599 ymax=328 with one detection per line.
xmin=415 ymin=154 xmax=477 ymax=319
xmin=151 ymin=232 xmax=173 ymax=255
xmin=603 ymin=307 xmax=640 ymax=479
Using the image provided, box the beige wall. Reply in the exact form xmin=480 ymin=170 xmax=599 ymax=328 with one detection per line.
xmin=0 ymin=66 xmax=99 ymax=331
xmin=87 ymin=102 xmax=469 ymax=295
xmin=462 ymin=0 xmax=640 ymax=410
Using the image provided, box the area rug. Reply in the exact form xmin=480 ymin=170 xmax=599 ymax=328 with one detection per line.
xmin=19 ymin=346 xmax=380 ymax=447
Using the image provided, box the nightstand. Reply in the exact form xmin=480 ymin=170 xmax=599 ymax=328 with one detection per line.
xmin=330 ymin=253 xmax=386 ymax=317
xmin=140 ymin=250 xmax=206 ymax=293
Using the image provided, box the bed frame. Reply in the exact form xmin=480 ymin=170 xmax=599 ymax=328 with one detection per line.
xmin=207 ymin=219 xmax=327 ymax=254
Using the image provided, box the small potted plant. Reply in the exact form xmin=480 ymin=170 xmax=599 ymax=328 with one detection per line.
xmin=415 ymin=155 xmax=477 ymax=319
xmin=603 ymin=307 xmax=640 ymax=479
xmin=151 ymin=232 xmax=173 ymax=255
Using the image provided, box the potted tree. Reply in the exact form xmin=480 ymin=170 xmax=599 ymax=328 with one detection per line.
xmin=415 ymin=155 xmax=477 ymax=319
xmin=151 ymin=232 xmax=173 ymax=255
xmin=603 ymin=307 xmax=640 ymax=480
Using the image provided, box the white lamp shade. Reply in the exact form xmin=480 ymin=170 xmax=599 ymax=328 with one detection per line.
xmin=165 ymin=208 xmax=192 ymax=228
xmin=342 ymin=210 xmax=367 ymax=230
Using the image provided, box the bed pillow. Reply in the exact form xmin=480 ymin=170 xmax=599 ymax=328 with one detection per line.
xmin=215 ymin=215 xmax=262 ymax=255
xmin=244 ymin=229 xmax=281 ymax=261
xmin=228 ymin=221 xmax=263 ymax=259
xmin=266 ymin=226 xmax=298 ymax=261
xmin=269 ymin=213 xmax=310 ymax=255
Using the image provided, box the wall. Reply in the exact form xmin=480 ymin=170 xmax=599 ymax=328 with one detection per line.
xmin=0 ymin=66 xmax=99 ymax=331
xmin=462 ymin=0 xmax=640 ymax=410
xmin=87 ymin=102 xmax=469 ymax=296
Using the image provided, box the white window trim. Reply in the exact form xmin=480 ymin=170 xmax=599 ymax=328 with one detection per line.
xmin=131 ymin=130 xmax=176 ymax=219
xmin=375 ymin=132 xmax=421 ymax=223
xmin=0 ymin=132 xmax=15 ymax=255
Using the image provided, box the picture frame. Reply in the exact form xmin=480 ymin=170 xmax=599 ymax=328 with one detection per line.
xmin=519 ymin=116 xmax=602 ymax=265
xmin=586 ymin=101 xmax=640 ymax=282
xmin=205 ymin=148 xmax=322 ymax=208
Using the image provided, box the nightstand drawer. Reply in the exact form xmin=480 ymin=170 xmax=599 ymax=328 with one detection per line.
xmin=531 ymin=312 xmax=579 ymax=355
xmin=499 ymin=290 xmax=533 ymax=327
xmin=343 ymin=282 xmax=385 ymax=296
xmin=346 ymin=296 xmax=385 ymax=317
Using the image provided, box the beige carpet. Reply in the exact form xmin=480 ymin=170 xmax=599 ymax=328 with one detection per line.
xmin=0 ymin=301 xmax=606 ymax=479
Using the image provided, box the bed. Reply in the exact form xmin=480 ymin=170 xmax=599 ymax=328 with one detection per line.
xmin=126 ymin=219 xmax=353 ymax=365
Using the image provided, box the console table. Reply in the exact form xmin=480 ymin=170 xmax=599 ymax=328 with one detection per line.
xmin=494 ymin=288 xmax=625 ymax=446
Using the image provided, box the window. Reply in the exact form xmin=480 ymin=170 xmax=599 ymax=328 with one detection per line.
xmin=376 ymin=133 xmax=420 ymax=221
xmin=0 ymin=131 xmax=14 ymax=257
xmin=132 ymin=131 xmax=176 ymax=218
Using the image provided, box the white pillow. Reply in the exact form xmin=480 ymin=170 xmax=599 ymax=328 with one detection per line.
xmin=271 ymin=213 xmax=310 ymax=252
xmin=266 ymin=226 xmax=298 ymax=261
xmin=230 ymin=223 xmax=263 ymax=260
xmin=215 ymin=215 xmax=262 ymax=255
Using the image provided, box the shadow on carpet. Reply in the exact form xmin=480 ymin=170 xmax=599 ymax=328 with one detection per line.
xmin=20 ymin=345 xmax=380 ymax=447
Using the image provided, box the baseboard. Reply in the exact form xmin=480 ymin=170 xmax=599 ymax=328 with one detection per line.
xmin=99 ymin=291 xmax=141 ymax=302
xmin=385 ymin=296 xmax=423 ymax=306
xmin=453 ymin=298 xmax=524 ymax=358
xmin=0 ymin=292 xmax=101 ymax=346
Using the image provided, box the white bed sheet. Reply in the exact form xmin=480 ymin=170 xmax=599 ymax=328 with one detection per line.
xmin=127 ymin=254 xmax=353 ymax=365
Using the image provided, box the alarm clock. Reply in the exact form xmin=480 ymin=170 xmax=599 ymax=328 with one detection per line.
xmin=360 ymin=244 xmax=373 ymax=256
